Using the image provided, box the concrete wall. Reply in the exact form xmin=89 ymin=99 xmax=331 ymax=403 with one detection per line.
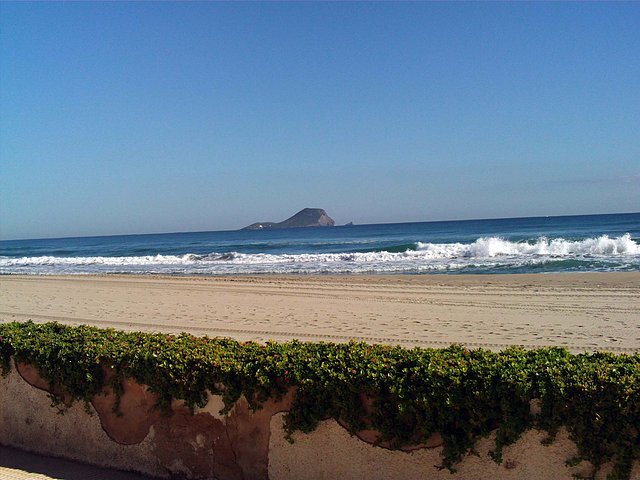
xmin=1 ymin=359 xmax=638 ymax=480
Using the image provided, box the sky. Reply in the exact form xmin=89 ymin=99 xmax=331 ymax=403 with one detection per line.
xmin=1 ymin=2 xmax=638 ymax=240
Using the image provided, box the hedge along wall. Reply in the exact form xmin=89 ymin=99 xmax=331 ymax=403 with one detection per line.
xmin=0 ymin=321 xmax=639 ymax=480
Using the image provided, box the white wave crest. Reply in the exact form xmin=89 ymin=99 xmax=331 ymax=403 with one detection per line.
xmin=0 ymin=254 xmax=198 ymax=267
xmin=1 ymin=234 xmax=637 ymax=275
xmin=415 ymin=234 xmax=640 ymax=258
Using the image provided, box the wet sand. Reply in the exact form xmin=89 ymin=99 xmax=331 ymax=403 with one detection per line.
xmin=1 ymin=273 xmax=638 ymax=352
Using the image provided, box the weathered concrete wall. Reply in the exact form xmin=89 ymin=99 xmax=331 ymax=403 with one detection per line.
xmin=0 ymin=363 xmax=164 ymax=478
xmin=0 ymin=360 xmax=294 ymax=479
xmin=1 ymin=359 xmax=638 ymax=480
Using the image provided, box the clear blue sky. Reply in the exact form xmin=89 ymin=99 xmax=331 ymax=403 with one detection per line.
xmin=1 ymin=2 xmax=638 ymax=240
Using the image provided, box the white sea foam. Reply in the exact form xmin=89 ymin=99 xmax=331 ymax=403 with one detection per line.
xmin=1 ymin=234 xmax=638 ymax=275
xmin=0 ymin=254 xmax=197 ymax=266
xmin=415 ymin=233 xmax=640 ymax=257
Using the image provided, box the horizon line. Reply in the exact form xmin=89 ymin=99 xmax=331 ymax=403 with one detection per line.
xmin=1 ymin=210 xmax=638 ymax=243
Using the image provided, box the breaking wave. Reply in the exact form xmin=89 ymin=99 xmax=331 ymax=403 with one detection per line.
xmin=415 ymin=233 xmax=640 ymax=257
xmin=1 ymin=234 xmax=638 ymax=275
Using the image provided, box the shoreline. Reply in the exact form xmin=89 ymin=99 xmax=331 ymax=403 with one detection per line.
xmin=1 ymin=272 xmax=639 ymax=353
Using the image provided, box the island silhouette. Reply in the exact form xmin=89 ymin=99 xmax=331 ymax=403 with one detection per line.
xmin=242 ymin=208 xmax=335 ymax=230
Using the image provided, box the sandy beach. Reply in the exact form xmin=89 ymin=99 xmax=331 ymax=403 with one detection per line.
xmin=1 ymin=273 xmax=638 ymax=353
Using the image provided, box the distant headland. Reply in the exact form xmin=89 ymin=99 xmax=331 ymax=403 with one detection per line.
xmin=242 ymin=208 xmax=335 ymax=230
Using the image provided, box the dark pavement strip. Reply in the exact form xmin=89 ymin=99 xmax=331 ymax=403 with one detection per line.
xmin=0 ymin=445 xmax=161 ymax=480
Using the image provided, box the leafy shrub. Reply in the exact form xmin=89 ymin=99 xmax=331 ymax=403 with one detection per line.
xmin=1 ymin=321 xmax=638 ymax=478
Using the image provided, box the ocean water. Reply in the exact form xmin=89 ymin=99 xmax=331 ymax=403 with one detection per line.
xmin=1 ymin=213 xmax=639 ymax=276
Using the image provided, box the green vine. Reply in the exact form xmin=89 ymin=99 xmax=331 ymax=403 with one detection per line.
xmin=1 ymin=321 xmax=638 ymax=478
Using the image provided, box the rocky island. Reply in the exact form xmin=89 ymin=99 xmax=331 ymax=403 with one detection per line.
xmin=243 ymin=208 xmax=335 ymax=230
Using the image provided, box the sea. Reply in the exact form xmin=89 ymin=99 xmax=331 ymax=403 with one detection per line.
xmin=1 ymin=213 xmax=639 ymax=276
